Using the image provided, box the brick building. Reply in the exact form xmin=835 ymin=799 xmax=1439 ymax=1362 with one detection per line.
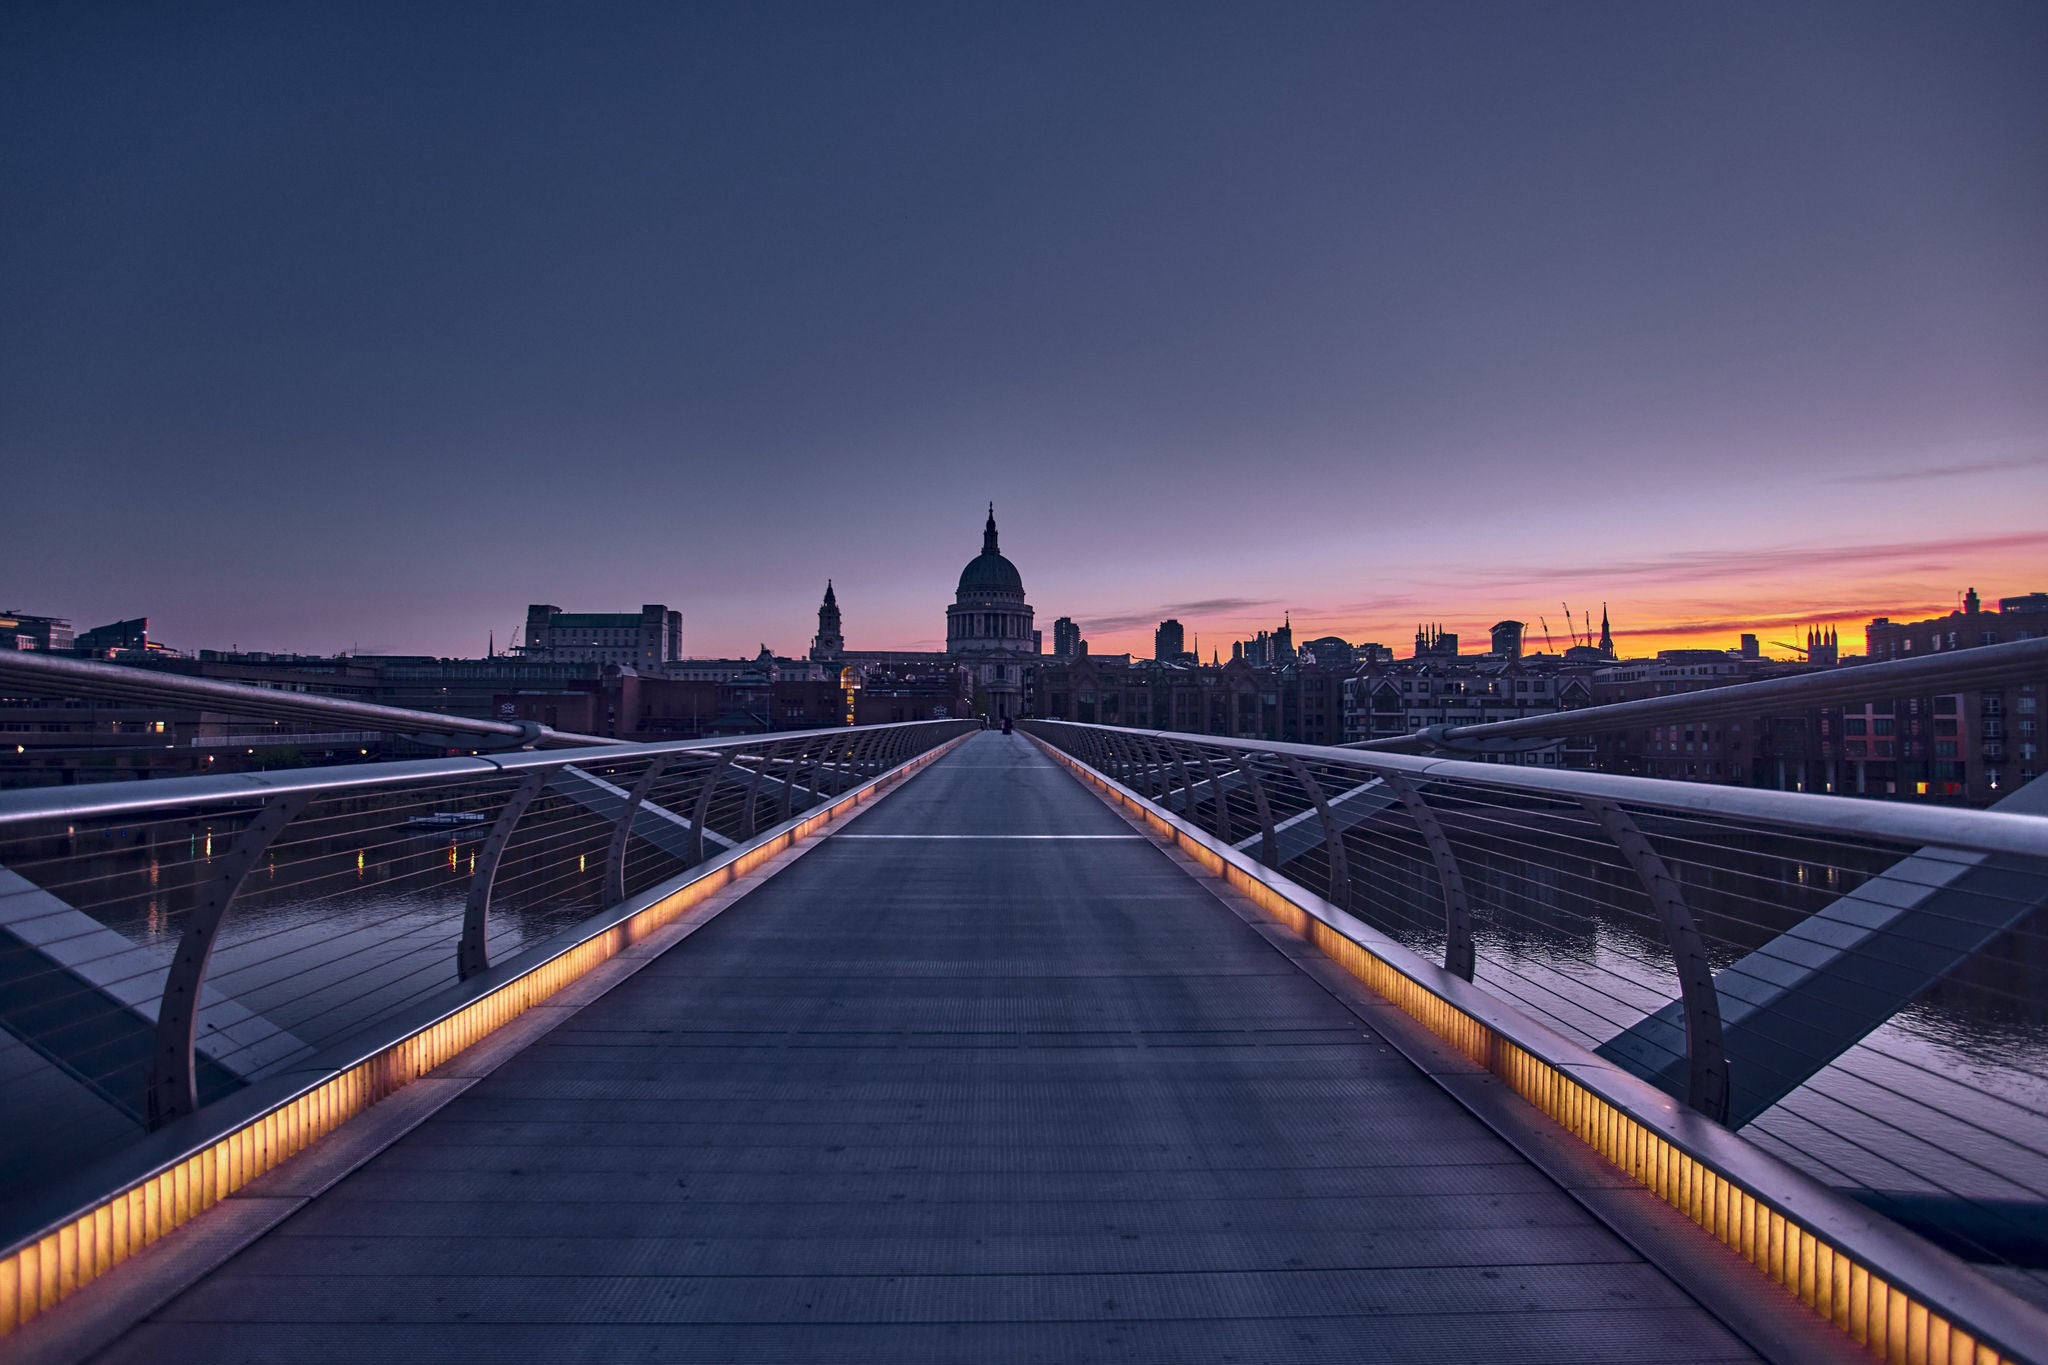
xmin=1864 ymin=589 xmax=2046 ymax=801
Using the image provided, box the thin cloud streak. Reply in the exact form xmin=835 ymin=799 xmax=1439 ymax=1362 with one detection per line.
xmin=1612 ymin=603 xmax=1951 ymax=641
xmin=1080 ymin=597 xmax=1277 ymax=634
xmin=1450 ymin=531 xmax=2048 ymax=594
xmin=1834 ymin=455 xmax=2048 ymax=485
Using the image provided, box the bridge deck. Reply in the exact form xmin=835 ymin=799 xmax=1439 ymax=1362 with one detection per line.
xmin=92 ymin=733 xmax=1757 ymax=1362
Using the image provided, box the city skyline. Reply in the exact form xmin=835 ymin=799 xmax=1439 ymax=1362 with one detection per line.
xmin=10 ymin=509 xmax=2042 ymax=664
xmin=5 ymin=4 xmax=2043 ymax=663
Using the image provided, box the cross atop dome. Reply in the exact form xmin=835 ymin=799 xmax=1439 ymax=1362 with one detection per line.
xmin=984 ymin=503 xmax=999 ymax=556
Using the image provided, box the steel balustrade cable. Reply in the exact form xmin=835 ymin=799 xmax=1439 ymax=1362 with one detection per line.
xmin=203 ymin=902 xmax=477 ymax=1008
xmin=183 ymin=812 xmax=613 ymax=965
xmin=1470 ymin=956 xmax=1690 ymax=1053
xmin=0 ymin=779 xmax=697 ymax=1049
xmin=1220 ymin=785 xmax=1802 ymax=1064
xmin=1365 ymin=836 xmax=1672 ymax=947
xmin=3 ymin=787 xmax=533 ymax=923
xmin=208 ymin=934 xmax=487 ymax=1065
xmin=1405 ymin=811 xmax=1835 ymax=950
xmin=1640 ymin=853 xmax=2048 ymax=980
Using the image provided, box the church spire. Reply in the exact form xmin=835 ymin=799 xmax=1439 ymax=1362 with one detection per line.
xmin=983 ymin=503 xmax=999 ymax=556
xmin=810 ymin=578 xmax=844 ymax=662
xmin=1598 ymin=603 xmax=1613 ymax=657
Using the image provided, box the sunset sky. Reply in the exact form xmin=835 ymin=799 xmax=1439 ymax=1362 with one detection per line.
xmin=4 ymin=4 xmax=2043 ymax=663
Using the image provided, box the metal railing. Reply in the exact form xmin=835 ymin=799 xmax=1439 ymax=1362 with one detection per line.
xmin=1021 ymin=721 xmax=2048 ymax=1288
xmin=0 ymin=720 xmax=975 ymax=1206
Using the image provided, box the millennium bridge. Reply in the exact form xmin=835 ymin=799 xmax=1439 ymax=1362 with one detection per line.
xmin=1 ymin=645 xmax=2046 ymax=1363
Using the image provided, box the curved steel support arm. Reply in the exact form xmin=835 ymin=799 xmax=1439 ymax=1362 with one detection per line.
xmin=688 ymin=753 xmax=736 ymax=864
xmin=1120 ymin=735 xmax=1145 ymax=792
xmin=1280 ymin=756 xmax=1351 ymax=909
xmin=1582 ymin=796 xmax=1731 ymax=1123
xmin=1167 ymin=745 xmax=1199 ymax=821
xmin=605 ymin=756 xmax=674 ymax=906
xmin=1135 ymin=736 xmax=1168 ymax=803
xmin=777 ymin=740 xmax=800 ymax=824
xmin=802 ymin=744 xmax=827 ymax=808
xmin=849 ymin=730 xmax=879 ymax=781
xmin=1197 ymin=752 xmax=1234 ymax=845
xmin=1239 ymin=755 xmax=1281 ymax=868
xmin=1383 ymin=773 xmax=1476 ymax=981
xmin=1101 ymin=733 xmax=1128 ymax=785
xmin=458 ymin=769 xmax=549 ymax=981
xmin=148 ymin=792 xmax=311 ymax=1129
xmin=740 ymin=748 xmax=770 ymax=838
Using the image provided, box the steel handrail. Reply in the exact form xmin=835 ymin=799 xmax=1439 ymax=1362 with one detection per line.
xmin=0 ymin=722 xmax=955 ymax=829
xmin=1026 ymin=721 xmax=2048 ymax=862
xmin=0 ymin=650 xmax=618 ymax=749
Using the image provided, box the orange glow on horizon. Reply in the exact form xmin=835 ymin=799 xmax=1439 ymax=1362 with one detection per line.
xmin=1047 ymin=528 xmax=2046 ymax=667
xmin=1082 ymin=598 xmax=1997 ymax=665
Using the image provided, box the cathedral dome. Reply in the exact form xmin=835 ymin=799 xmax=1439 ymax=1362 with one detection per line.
xmin=957 ymin=551 xmax=1023 ymax=597
xmin=946 ymin=505 xmax=1037 ymax=663
xmin=955 ymin=507 xmax=1024 ymax=598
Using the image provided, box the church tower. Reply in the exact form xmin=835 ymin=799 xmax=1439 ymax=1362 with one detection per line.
xmin=809 ymin=580 xmax=844 ymax=662
xmin=1599 ymin=604 xmax=1614 ymax=659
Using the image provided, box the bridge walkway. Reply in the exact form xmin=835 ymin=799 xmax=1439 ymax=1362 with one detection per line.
xmin=88 ymin=732 xmax=1759 ymax=1362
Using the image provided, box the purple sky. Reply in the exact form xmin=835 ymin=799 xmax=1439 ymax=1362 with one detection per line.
xmin=4 ymin=3 xmax=2043 ymax=660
